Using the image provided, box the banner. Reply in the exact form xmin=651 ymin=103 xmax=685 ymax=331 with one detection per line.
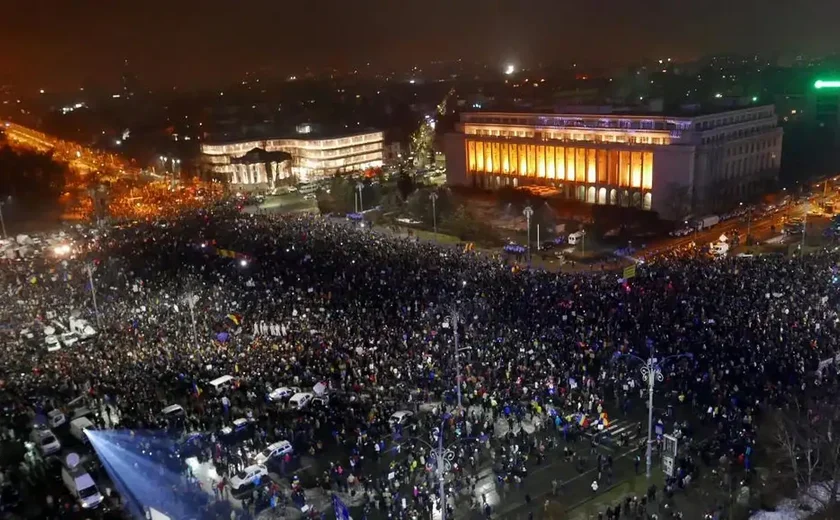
xmin=332 ymin=494 xmax=350 ymax=520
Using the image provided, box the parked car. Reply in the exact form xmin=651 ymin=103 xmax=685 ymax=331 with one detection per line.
xmin=30 ymin=426 xmax=62 ymax=456
xmin=252 ymin=440 xmax=293 ymax=465
xmin=389 ymin=410 xmax=414 ymax=428
xmin=288 ymin=392 xmax=313 ymax=410
xmin=229 ymin=464 xmax=268 ymax=490
xmin=268 ymin=386 xmax=300 ymax=402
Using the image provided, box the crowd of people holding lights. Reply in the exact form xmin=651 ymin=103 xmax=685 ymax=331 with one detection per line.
xmin=1 ymin=200 xmax=840 ymax=520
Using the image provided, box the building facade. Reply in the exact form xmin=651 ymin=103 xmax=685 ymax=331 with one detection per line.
xmin=201 ymin=130 xmax=384 ymax=188
xmin=444 ymin=107 xmax=783 ymax=218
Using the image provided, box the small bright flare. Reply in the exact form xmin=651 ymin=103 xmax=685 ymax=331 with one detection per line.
xmin=239 ymin=259 xmax=248 ymax=267
xmin=504 ymin=64 xmax=516 ymax=75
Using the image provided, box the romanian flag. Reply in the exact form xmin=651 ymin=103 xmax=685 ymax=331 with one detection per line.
xmin=192 ymin=382 xmax=202 ymax=397
xmin=227 ymin=314 xmax=241 ymax=326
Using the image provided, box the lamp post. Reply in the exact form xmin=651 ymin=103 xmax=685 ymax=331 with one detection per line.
xmin=801 ymin=203 xmax=809 ymax=260
xmin=410 ymin=415 xmax=455 ymax=520
xmin=613 ymin=346 xmax=693 ymax=479
xmin=185 ymin=293 xmax=199 ymax=349
xmin=523 ymin=205 xmax=533 ymax=263
xmin=0 ymin=200 xmax=7 ymax=239
xmin=356 ymin=182 xmax=364 ymax=212
xmin=87 ymin=263 xmax=101 ymax=328
xmin=449 ymin=309 xmax=472 ymax=414
xmin=430 ymin=192 xmax=439 ymax=236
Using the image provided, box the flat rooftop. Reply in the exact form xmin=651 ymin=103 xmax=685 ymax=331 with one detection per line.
xmin=204 ymin=125 xmax=382 ymax=145
xmin=463 ymin=103 xmax=772 ymax=121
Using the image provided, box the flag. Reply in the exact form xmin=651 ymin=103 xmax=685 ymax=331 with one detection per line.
xmin=623 ymin=264 xmax=637 ymax=279
xmin=226 ymin=314 xmax=241 ymax=326
xmin=332 ymin=494 xmax=350 ymax=520
xmin=192 ymin=382 xmax=202 ymax=397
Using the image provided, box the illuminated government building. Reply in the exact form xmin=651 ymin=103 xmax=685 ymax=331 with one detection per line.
xmin=201 ymin=125 xmax=384 ymax=189
xmin=444 ymin=106 xmax=783 ymax=218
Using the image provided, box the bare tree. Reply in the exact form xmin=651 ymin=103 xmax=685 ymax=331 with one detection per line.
xmin=770 ymin=395 xmax=840 ymax=515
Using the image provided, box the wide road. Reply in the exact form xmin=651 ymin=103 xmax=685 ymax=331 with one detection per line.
xmin=641 ymin=196 xmax=830 ymax=261
xmin=2 ymin=121 xmax=137 ymax=176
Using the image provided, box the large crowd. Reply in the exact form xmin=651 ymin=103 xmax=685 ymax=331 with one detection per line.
xmin=2 ymin=205 xmax=840 ymax=520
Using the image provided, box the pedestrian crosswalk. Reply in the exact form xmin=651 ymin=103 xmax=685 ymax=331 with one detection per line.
xmin=580 ymin=418 xmax=641 ymax=452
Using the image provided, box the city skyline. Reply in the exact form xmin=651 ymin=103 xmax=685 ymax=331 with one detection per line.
xmin=3 ymin=0 xmax=840 ymax=92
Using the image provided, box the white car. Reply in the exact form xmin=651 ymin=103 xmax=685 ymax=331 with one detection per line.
xmin=303 ymin=193 xmax=317 ymax=200
xmin=45 ymin=335 xmax=61 ymax=352
xmin=30 ymin=426 xmax=62 ymax=456
xmin=389 ymin=410 xmax=414 ymax=428
xmin=229 ymin=464 xmax=268 ymax=490
xmin=252 ymin=440 xmax=293 ymax=465
xmin=268 ymin=387 xmax=300 ymax=402
xmin=60 ymin=332 xmax=80 ymax=347
xmin=221 ymin=417 xmax=254 ymax=436
xmin=288 ymin=392 xmax=313 ymax=410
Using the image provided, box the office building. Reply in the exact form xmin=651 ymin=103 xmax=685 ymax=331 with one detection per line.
xmin=444 ymin=106 xmax=783 ymax=218
xmin=201 ymin=126 xmax=384 ymax=189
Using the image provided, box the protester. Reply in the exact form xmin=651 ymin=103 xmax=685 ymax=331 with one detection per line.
xmin=2 ymin=206 xmax=839 ymax=519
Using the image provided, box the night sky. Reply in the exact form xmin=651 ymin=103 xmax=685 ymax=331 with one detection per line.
xmin=2 ymin=0 xmax=838 ymax=91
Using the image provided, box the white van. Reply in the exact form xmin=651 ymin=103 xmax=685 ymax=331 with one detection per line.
xmin=568 ymin=230 xmax=586 ymax=245
xmin=160 ymin=404 xmax=186 ymax=420
xmin=208 ymin=375 xmax=235 ymax=394
xmin=69 ymin=417 xmax=95 ymax=443
xmin=61 ymin=461 xmax=104 ymax=509
xmin=288 ymin=392 xmax=313 ymax=410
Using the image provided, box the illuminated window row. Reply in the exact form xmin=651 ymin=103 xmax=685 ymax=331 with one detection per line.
xmin=464 ymin=126 xmax=670 ymax=145
xmin=201 ymin=132 xmax=384 ymax=155
xmin=466 ymin=140 xmax=653 ymax=189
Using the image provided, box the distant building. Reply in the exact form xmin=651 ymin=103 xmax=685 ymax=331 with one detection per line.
xmin=201 ymin=126 xmax=384 ymax=189
xmin=444 ymin=106 xmax=783 ymax=218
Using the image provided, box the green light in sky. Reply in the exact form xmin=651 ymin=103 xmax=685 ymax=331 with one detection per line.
xmin=815 ymin=80 xmax=840 ymax=89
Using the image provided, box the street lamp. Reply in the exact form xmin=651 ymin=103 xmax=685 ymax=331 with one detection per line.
xmin=0 ymin=200 xmax=7 ymax=239
xmin=185 ymin=293 xmax=200 ymax=349
xmin=356 ymin=182 xmax=364 ymax=212
xmin=523 ymin=205 xmax=534 ymax=263
xmin=448 ymin=309 xmax=472 ymax=414
xmin=87 ymin=263 xmax=102 ymax=328
xmin=430 ymin=192 xmax=439 ymax=236
xmin=407 ymin=415 xmax=456 ymax=520
xmin=613 ymin=345 xmax=693 ymax=479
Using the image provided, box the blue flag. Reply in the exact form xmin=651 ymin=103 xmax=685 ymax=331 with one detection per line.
xmin=333 ymin=494 xmax=350 ymax=520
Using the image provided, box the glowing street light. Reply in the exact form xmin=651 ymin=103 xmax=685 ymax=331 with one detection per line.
xmin=504 ymin=64 xmax=516 ymax=76
xmin=613 ymin=344 xmax=693 ymax=479
xmin=815 ymin=80 xmax=840 ymax=89
xmin=523 ymin=205 xmax=534 ymax=263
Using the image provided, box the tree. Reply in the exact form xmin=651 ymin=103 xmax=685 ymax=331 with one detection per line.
xmin=409 ymin=120 xmax=435 ymax=168
xmin=397 ymin=172 xmax=415 ymax=200
xmin=531 ymin=202 xmax=558 ymax=238
xmin=380 ymin=188 xmax=404 ymax=214
xmin=663 ymin=182 xmax=692 ymax=221
xmin=0 ymin=145 xmax=68 ymax=209
xmin=769 ymin=393 xmax=840 ymax=516
xmin=328 ymin=175 xmax=357 ymax=214
xmin=407 ymin=187 xmax=454 ymax=226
